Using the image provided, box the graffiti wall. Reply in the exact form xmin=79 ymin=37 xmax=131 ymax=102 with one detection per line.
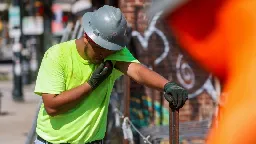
xmin=120 ymin=3 xmax=221 ymax=131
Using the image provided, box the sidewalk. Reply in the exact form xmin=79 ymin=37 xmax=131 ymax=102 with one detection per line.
xmin=0 ymin=64 xmax=41 ymax=144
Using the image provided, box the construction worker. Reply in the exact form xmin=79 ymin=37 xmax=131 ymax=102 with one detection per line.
xmin=34 ymin=5 xmax=188 ymax=144
xmin=151 ymin=0 xmax=256 ymax=143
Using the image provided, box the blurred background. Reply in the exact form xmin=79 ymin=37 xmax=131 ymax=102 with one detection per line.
xmin=0 ymin=0 xmax=222 ymax=144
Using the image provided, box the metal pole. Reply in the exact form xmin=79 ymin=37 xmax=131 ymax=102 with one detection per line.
xmin=25 ymin=99 xmax=43 ymax=144
xmin=0 ymin=91 xmax=2 ymax=115
xmin=12 ymin=37 xmax=24 ymax=102
xmin=123 ymin=76 xmax=130 ymax=144
xmin=151 ymin=60 xmax=156 ymax=125
xmin=61 ymin=23 xmax=73 ymax=42
xmin=169 ymin=104 xmax=179 ymax=144
xmin=77 ymin=25 xmax=84 ymax=39
xmin=160 ymin=92 xmax=163 ymax=125
xmin=11 ymin=0 xmax=24 ymax=102
xmin=21 ymin=0 xmax=32 ymax=85
xmin=71 ymin=21 xmax=80 ymax=39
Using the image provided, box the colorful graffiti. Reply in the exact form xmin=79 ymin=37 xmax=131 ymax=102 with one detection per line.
xmin=132 ymin=10 xmax=220 ymax=102
xmin=131 ymin=11 xmax=169 ymax=67
xmin=130 ymin=9 xmax=220 ymax=127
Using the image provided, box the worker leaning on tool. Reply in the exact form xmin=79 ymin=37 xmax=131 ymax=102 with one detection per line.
xmin=34 ymin=5 xmax=188 ymax=144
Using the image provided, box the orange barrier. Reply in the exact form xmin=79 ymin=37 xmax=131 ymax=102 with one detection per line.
xmin=166 ymin=0 xmax=256 ymax=143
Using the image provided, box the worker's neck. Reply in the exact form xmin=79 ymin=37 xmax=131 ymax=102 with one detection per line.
xmin=75 ymin=38 xmax=89 ymax=60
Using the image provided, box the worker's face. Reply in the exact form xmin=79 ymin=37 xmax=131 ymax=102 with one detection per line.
xmin=83 ymin=37 xmax=115 ymax=64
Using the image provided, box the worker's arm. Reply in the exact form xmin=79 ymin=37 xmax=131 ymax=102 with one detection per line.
xmin=42 ymin=61 xmax=113 ymax=117
xmin=115 ymin=62 xmax=188 ymax=108
xmin=42 ymin=82 xmax=92 ymax=117
xmin=115 ymin=62 xmax=168 ymax=91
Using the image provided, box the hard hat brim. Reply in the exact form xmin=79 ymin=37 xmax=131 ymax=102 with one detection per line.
xmin=82 ymin=12 xmax=123 ymax=51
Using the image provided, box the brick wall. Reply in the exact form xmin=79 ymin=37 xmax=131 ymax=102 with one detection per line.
xmin=118 ymin=0 xmax=220 ymax=142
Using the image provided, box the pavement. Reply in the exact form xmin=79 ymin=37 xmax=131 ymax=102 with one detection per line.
xmin=0 ymin=64 xmax=41 ymax=144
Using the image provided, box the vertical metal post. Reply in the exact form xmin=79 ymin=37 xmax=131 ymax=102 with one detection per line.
xmin=25 ymin=100 xmax=43 ymax=144
xmin=169 ymin=104 xmax=179 ymax=144
xmin=123 ymin=75 xmax=130 ymax=144
xmin=0 ymin=91 xmax=2 ymax=115
xmin=71 ymin=21 xmax=80 ymax=39
xmin=12 ymin=37 xmax=24 ymax=102
xmin=21 ymin=0 xmax=32 ymax=85
xmin=11 ymin=0 xmax=24 ymax=102
xmin=77 ymin=25 xmax=84 ymax=38
xmin=151 ymin=60 xmax=156 ymax=125
xmin=124 ymin=76 xmax=130 ymax=118
xmin=29 ymin=37 xmax=38 ymax=82
xmin=160 ymin=92 xmax=163 ymax=125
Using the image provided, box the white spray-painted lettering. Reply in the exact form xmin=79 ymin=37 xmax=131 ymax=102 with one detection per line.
xmin=176 ymin=54 xmax=195 ymax=90
xmin=132 ymin=11 xmax=169 ymax=66
xmin=132 ymin=11 xmax=220 ymax=102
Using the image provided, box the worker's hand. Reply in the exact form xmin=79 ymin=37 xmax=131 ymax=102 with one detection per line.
xmin=88 ymin=60 xmax=113 ymax=89
xmin=163 ymin=82 xmax=188 ymax=109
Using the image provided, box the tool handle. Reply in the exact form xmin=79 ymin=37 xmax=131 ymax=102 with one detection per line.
xmin=169 ymin=104 xmax=179 ymax=144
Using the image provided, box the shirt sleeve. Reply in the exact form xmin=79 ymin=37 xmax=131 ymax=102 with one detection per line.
xmin=105 ymin=47 xmax=140 ymax=80
xmin=34 ymin=46 xmax=66 ymax=96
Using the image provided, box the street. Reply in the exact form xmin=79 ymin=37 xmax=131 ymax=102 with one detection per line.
xmin=0 ymin=64 xmax=40 ymax=144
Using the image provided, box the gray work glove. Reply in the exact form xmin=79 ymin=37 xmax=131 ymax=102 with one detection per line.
xmin=163 ymin=82 xmax=188 ymax=109
xmin=88 ymin=60 xmax=113 ymax=89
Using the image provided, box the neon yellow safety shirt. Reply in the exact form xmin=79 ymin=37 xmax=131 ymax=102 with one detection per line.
xmin=34 ymin=40 xmax=139 ymax=143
